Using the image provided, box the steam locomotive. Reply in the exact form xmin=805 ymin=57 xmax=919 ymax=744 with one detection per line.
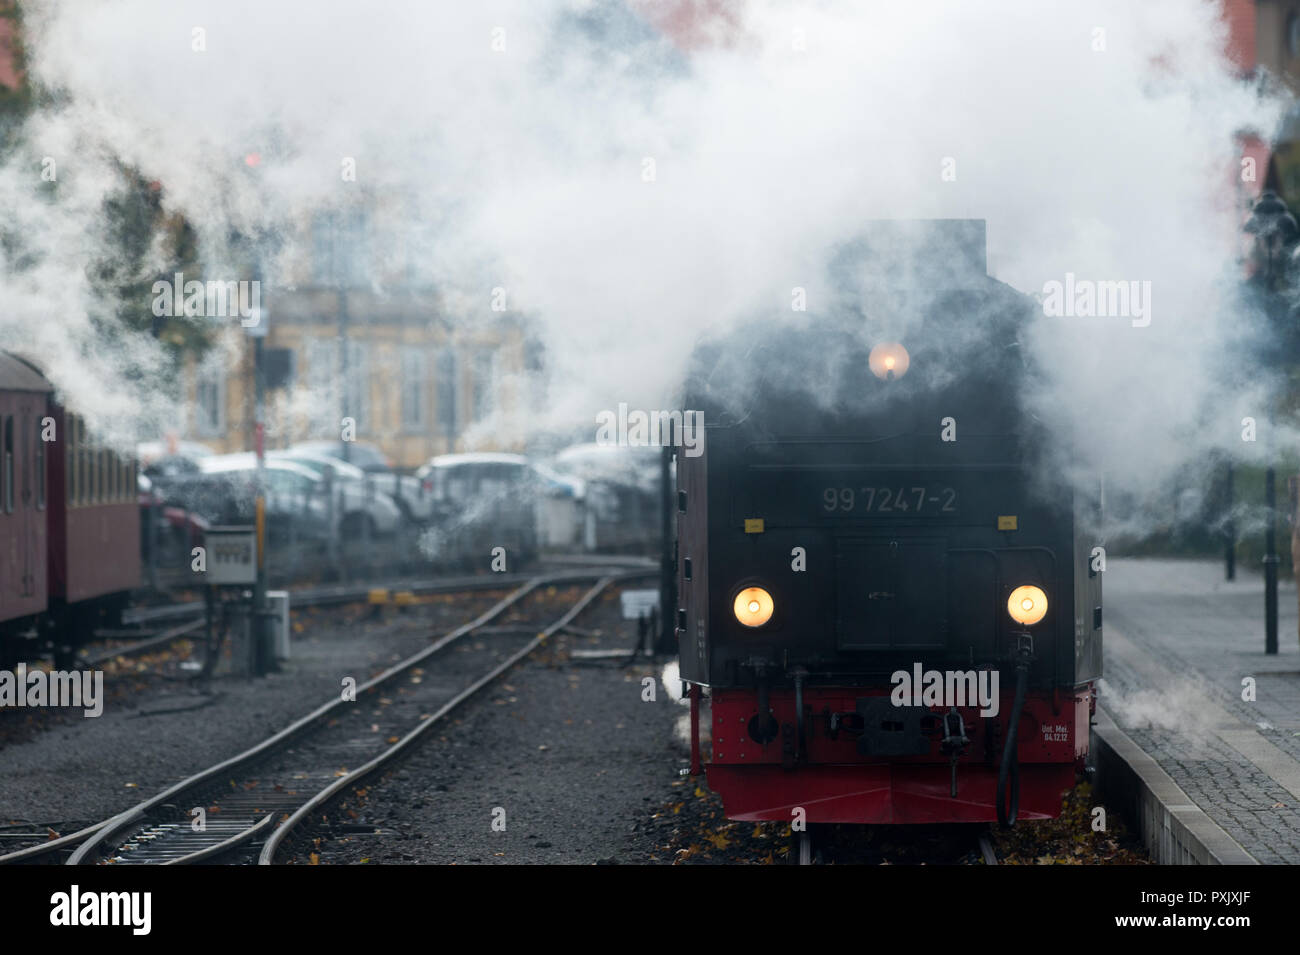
xmin=673 ymin=221 xmax=1101 ymax=850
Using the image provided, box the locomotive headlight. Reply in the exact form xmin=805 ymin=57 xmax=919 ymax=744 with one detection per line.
xmin=1006 ymin=585 xmax=1048 ymax=626
xmin=869 ymin=342 xmax=910 ymax=381
xmin=733 ymin=586 xmax=774 ymax=628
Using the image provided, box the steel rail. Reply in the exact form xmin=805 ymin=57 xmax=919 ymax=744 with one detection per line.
xmin=61 ymin=577 xmax=547 ymax=866
xmin=83 ymin=563 xmax=639 ymax=667
xmin=258 ymin=574 xmax=621 ymax=864
xmin=43 ymin=567 xmax=652 ymax=866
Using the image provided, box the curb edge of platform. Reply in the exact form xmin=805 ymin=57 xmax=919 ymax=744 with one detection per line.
xmin=1093 ymin=705 xmax=1259 ymax=865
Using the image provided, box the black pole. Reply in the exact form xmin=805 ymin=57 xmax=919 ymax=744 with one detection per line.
xmin=1244 ymin=192 xmax=1296 ymax=655
xmin=1224 ymin=461 xmax=1235 ymax=581
xmin=338 ymin=286 xmax=351 ymax=463
xmin=254 ymin=333 xmax=274 ymax=675
xmin=1265 ymin=234 xmax=1279 ymax=653
xmin=1266 ymin=465 xmax=1279 ymax=654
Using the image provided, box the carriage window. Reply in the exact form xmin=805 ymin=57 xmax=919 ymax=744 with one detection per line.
xmin=20 ymin=414 xmax=29 ymax=507
xmin=85 ymin=441 xmax=93 ymax=505
xmin=3 ymin=416 xmax=13 ymax=514
xmin=66 ymin=416 xmax=74 ymax=505
xmin=35 ymin=415 xmax=45 ymax=510
xmin=74 ymin=417 xmax=82 ymax=506
xmin=75 ymin=418 xmax=85 ymax=506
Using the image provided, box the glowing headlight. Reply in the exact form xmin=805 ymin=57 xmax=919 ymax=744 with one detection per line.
xmin=1006 ymin=585 xmax=1048 ymax=626
xmin=869 ymin=342 xmax=910 ymax=380
xmin=733 ymin=586 xmax=774 ymax=628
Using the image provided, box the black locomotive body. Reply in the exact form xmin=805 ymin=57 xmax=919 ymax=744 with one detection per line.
xmin=674 ymin=220 xmax=1101 ymax=825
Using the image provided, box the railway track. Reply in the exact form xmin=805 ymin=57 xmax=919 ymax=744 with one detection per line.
xmin=0 ymin=569 xmax=644 ymax=865
xmin=81 ymin=561 xmax=649 ymax=668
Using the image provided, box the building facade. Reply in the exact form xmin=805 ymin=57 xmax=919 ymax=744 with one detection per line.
xmin=178 ymin=206 xmax=537 ymax=470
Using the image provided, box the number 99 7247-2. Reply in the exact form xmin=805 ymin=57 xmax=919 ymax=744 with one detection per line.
xmin=821 ymin=486 xmax=956 ymax=514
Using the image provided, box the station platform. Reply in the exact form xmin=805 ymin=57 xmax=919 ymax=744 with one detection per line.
xmin=1097 ymin=558 xmax=1300 ymax=864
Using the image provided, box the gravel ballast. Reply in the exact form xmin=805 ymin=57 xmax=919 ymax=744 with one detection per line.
xmin=0 ymin=591 xmax=509 ymax=832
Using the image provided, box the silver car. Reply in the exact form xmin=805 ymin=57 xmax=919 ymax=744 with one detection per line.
xmin=288 ymin=442 xmax=435 ymax=522
xmin=201 ymin=453 xmax=402 ymax=538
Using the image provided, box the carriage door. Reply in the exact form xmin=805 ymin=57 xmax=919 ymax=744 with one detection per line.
xmin=16 ymin=406 xmax=36 ymax=598
xmin=1 ymin=411 xmax=29 ymax=599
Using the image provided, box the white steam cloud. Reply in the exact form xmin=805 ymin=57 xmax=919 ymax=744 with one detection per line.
xmin=0 ymin=0 xmax=1288 ymax=515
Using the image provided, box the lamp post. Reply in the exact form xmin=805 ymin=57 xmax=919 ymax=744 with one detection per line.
xmin=1244 ymin=191 xmax=1298 ymax=655
xmin=1224 ymin=460 xmax=1235 ymax=580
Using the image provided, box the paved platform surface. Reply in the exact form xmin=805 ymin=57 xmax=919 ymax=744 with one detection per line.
xmin=1102 ymin=558 xmax=1300 ymax=863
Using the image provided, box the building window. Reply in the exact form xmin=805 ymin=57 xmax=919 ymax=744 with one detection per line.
xmin=306 ymin=338 xmax=368 ymax=436
xmin=305 ymin=338 xmax=337 ymax=437
xmin=472 ymin=350 xmax=496 ymax=422
xmin=194 ymin=361 xmax=226 ymax=438
xmin=436 ymin=349 xmax=457 ymax=442
xmin=1290 ymin=13 xmax=1300 ymax=59
xmin=312 ymin=209 xmax=369 ymax=286
xmin=343 ymin=341 xmax=368 ymax=433
xmin=401 ymin=349 xmax=427 ymax=431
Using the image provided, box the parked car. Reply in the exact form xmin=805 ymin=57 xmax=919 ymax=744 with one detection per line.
xmin=289 ymin=440 xmax=391 ymax=472
xmin=414 ymin=453 xmax=543 ymax=566
xmin=551 ymin=442 xmax=661 ymax=493
xmin=157 ymin=457 xmax=334 ymax=542
xmin=549 ymin=443 xmax=662 ymax=552
xmin=199 ymin=453 xmax=402 ymax=538
xmin=137 ymin=439 xmax=215 ymax=484
xmin=276 ymin=448 xmax=435 ymax=523
xmin=138 ymin=473 xmax=210 ymax=571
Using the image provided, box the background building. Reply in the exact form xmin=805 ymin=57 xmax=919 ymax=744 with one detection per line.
xmin=178 ymin=205 xmax=538 ymax=469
